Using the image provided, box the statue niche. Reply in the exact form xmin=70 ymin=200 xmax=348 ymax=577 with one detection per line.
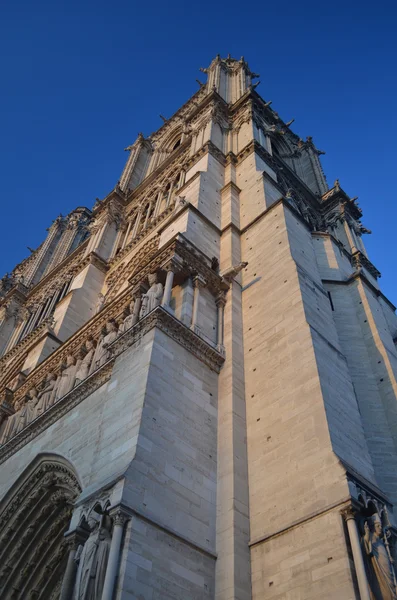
xmin=35 ymin=372 xmax=58 ymax=417
xmin=139 ymin=272 xmax=163 ymax=318
xmin=118 ymin=299 xmax=136 ymax=334
xmin=74 ymin=338 xmax=97 ymax=386
xmin=91 ymin=320 xmax=118 ymax=372
xmin=361 ymin=512 xmax=397 ymax=600
xmin=73 ymin=510 xmax=112 ymax=600
xmin=56 ymin=354 xmax=78 ymax=400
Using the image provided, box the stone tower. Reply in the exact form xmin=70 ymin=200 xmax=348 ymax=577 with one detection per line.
xmin=0 ymin=55 xmax=396 ymax=600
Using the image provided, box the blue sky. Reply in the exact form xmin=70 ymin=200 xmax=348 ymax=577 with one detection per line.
xmin=1 ymin=1 xmax=396 ymax=302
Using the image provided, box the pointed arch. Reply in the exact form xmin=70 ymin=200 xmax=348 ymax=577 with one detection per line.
xmin=161 ymin=126 xmax=183 ymax=154
xmin=0 ymin=453 xmax=81 ymax=600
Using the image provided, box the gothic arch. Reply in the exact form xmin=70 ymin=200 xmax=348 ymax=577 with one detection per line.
xmin=161 ymin=126 xmax=183 ymax=154
xmin=0 ymin=453 xmax=81 ymax=600
xmin=270 ymin=134 xmax=293 ymax=161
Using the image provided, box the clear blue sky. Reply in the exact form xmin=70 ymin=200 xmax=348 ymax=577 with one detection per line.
xmin=1 ymin=1 xmax=396 ymax=302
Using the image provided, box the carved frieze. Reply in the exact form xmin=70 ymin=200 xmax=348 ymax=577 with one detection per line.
xmin=0 ymin=361 xmax=114 ymax=464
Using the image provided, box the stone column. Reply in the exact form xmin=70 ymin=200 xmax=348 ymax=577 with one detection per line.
xmin=190 ymin=275 xmax=206 ymax=333
xmin=110 ymin=226 xmax=125 ymax=259
xmin=153 ymin=190 xmax=162 ymax=218
xmin=121 ymin=220 xmax=132 ymax=250
xmin=60 ymin=528 xmax=87 ymax=600
xmin=162 ymin=269 xmax=175 ymax=309
xmin=101 ymin=509 xmax=128 ymax=600
xmin=143 ymin=203 xmax=152 ymax=230
xmin=215 ymin=292 xmax=227 ymax=352
xmin=165 ymin=181 xmax=174 ymax=208
xmin=342 ymin=507 xmax=371 ymax=600
xmin=131 ymin=210 xmax=143 ymax=238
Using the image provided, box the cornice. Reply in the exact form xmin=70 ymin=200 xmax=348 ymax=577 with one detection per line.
xmin=186 ymin=140 xmax=227 ymax=169
xmin=240 ymin=197 xmax=311 ymax=236
xmin=157 ymin=202 xmax=221 ymax=237
xmin=341 ymin=460 xmax=392 ymax=508
xmin=111 ymin=306 xmax=224 ymax=373
xmin=220 ymin=181 xmax=241 ymax=195
xmin=322 ymin=272 xmax=395 ymax=312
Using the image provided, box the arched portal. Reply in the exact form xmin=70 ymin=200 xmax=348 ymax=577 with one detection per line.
xmin=0 ymin=454 xmax=81 ymax=600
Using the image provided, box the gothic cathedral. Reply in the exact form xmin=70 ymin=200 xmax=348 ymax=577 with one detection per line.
xmin=0 ymin=55 xmax=396 ymax=600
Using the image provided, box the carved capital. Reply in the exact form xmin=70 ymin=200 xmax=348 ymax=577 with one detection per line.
xmin=129 ymin=281 xmax=148 ymax=297
xmin=215 ymin=291 xmax=227 ymax=308
xmin=161 ymin=254 xmax=184 ymax=274
xmin=0 ymin=388 xmax=14 ymax=412
xmin=110 ymin=507 xmax=129 ymax=527
xmin=341 ymin=505 xmax=357 ymax=522
xmin=64 ymin=526 xmax=89 ymax=551
xmin=192 ymin=274 xmax=207 ymax=289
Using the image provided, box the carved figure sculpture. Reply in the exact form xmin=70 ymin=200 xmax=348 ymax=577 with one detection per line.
xmin=56 ymin=355 xmax=78 ymax=400
xmin=35 ymin=372 xmax=58 ymax=417
xmin=93 ymin=293 xmax=105 ymax=316
xmin=91 ymin=321 xmax=118 ymax=372
xmin=118 ymin=300 xmax=135 ymax=334
xmin=139 ymin=295 xmax=149 ymax=319
xmin=75 ymin=339 xmax=96 ymax=385
xmin=363 ymin=514 xmax=397 ymax=599
xmin=140 ymin=273 xmax=163 ymax=317
xmin=0 ymin=399 xmax=23 ymax=443
xmin=73 ymin=513 xmax=112 ymax=600
xmin=15 ymin=388 xmax=39 ymax=433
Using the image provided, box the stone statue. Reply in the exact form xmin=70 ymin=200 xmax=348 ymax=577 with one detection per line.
xmin=91 ymin=321 xmax=118 ymax=372
xmin=73 ymin=513 xmax=112 ymax=600
xmin=35 ymin=372 xmax=58 ymax=417
xmin=0 ymin=398 xmax=23 ymax=443
xmin=140 ymin=273 xmax=163 ymax=317
xmin=139 ymin=295 xmax=149 ymax=319
xmin=93 ymin=294 xmax=105 ymax=316
xmin=118 ymin=300 xmax=136 ymax=334
xmin=363 ymin=514 xmax=397 ymax=599
xmin=75 ymin=339 xmax=96 ymax=385
xmin=15 ymin=388 xmax=39 ymax=434
xmin=56 ymin=355 xmax=78 ymax=400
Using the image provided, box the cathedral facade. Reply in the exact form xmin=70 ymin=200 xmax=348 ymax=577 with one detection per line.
xmin=0 ymin=55 xmax=396 ymax=600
